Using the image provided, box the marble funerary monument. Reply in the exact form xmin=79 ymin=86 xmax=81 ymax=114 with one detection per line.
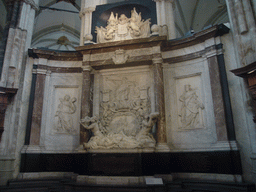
xmin=24 ymin=2 xmax=236 ymax=175
xmin=25 ymin=3 xmax=237 ymax=176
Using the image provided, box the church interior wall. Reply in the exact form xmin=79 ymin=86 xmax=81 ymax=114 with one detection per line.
xmin=0 ymin=0 xmax=256 ymax=186
xmin=221 ymin=32 xmax=256 ymax=182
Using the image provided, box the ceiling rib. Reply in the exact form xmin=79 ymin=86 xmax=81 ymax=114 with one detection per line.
xmin=176 ymin=0 xmax=189 ymax=33
xmin=190 ymin=0 xmax=200 ymax=30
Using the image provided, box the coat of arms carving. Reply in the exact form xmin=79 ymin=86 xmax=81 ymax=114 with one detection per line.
xmin=96 ymin=8 xmax=151 ymax=43
xmin=112 ymin=49 xmax=129 ymax=64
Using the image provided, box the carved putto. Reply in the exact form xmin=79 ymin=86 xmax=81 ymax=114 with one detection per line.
xmin=80 ymin=112 xmax=159 ymax=150
xmin=96 ymin=8 xmax=151 ymax=43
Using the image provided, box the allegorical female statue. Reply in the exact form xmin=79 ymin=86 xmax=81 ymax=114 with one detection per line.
xmin=55 ymin=94 xmax=77 ymax=134
xmin=179 ymin=85 xmax=204 ymax=129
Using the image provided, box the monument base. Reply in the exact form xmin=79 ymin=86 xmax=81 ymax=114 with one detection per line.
xmin=155 ymin=143 xmax=170 ymax=152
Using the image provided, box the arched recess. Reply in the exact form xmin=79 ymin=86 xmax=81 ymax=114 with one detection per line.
xmin=32 ymin=1 xmax=81 ymax=50
xmin=32 ymin=24 xmax=80 ymax=51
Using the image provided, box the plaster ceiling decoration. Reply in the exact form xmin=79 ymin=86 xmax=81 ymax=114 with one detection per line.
xmin=30 ymin=0 xmax=228 ymax=49
xmin=32 ymin=0 xmax=81 ymax=50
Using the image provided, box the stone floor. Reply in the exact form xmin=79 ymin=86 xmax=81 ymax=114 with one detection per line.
xmin=0 ymin=178 xmax=255 ymax=192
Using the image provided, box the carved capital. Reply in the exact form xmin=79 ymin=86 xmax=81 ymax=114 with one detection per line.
xmin=154 ymin=0 xmax=175 ymax=3
xmin=46 ymin=70 xmax=51 ymax=76
xmin=82 ymin=65 xmax=92 ymax=71
xmin=152 ymin=57 xmax=163 ymax=65
xmin=80 ymin=7 xmax=96 ymax=16
xmin=36 ymin=69 xmax=47 ymax=75
xmin=21 ymin=0 xmax=39 ymax=11
xmin=166 ymin=0 xmax=176 ymax=3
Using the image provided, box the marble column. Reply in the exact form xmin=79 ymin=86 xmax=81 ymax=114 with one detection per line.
xmin=79 ymin=7 xmax=95 ymax=46
xmin=80 ymin=65 xmax=92 ymax=144
xmin=29 ymin=68 xmax=47 ymax=145
xmin=154 ymin=0 xmax=176 ymax=39
xmin=152 ymin=58 xmax=170 ymax=152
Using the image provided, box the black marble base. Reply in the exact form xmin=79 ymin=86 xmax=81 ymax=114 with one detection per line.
xmin=20 ymin=151 xmax=242 ymax=175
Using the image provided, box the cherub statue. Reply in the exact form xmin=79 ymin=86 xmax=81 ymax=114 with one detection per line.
xmin=80 ymin=116 xmax=113 ymax=149
xmin=80 ymin=116 xmax=103 ymax=137
xmin=136 ymin=112 xmax=159 ymax=147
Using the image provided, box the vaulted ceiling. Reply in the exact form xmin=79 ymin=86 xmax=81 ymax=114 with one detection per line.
xmin=0 ymin=0 xmax=229 ymax=50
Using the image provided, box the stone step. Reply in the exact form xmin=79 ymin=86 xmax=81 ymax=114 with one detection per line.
xmin=168 ymin=180 xmax=256 ymax=192
xmin=1 ymin=178 xmax=255 ymax=192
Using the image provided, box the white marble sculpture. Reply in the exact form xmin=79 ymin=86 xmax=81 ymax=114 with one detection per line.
xmin=136 ymin=112 xmax=159 ymax=147
xmin=101 ymin=76 xmax=151 ymax=136
xmin=179 ymin=85 xmax=204 ymax=129
xmin=54 ymin=95 xmax=77 ymax=134
xmin=112 ymin=49 xmax=129 ymax=64
xmin=80 ymin=112 xmax=159 ymax=150
xmin=96 ymin=7 xmax=151 ymax=43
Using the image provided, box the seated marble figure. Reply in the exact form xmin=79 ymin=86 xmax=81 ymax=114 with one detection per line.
xmin=80 ymin=112 xmax=159 ymax=150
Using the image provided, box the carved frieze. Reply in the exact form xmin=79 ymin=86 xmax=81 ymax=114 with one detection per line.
xmin=96 ymin=8 xmax=151 ymax=43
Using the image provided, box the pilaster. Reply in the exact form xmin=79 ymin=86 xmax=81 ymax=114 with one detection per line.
xmin=152 ymin=57 xmax=169 ymax=152
xmin=80 ymin=64 xmax=92 ymax=144
xmin=29 ymin=67 xmax=47 ymax=145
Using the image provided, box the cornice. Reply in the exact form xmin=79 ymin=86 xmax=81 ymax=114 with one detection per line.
xmin=230 ymin=61 xmax=256 ymax=78
xmin=22 ymin=0 xmax=39 ymax=11
xmin=28 ymin=48 xmax=83 ymax=61
xmin=79 ymin=7 xmax=96 ymax=17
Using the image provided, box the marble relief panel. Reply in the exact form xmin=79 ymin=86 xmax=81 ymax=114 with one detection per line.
xmin=52 ymin=87 xmax=79 ymax=135
xmin=164 ymin=58 xmax=217 ymax=150
xmin=90 ymin=66 xmax=156 ymax=149
xmin=176 ymin=75 xmax=205 ymax=130
xmin=41 ymin=73 xmax=82 ymax=151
